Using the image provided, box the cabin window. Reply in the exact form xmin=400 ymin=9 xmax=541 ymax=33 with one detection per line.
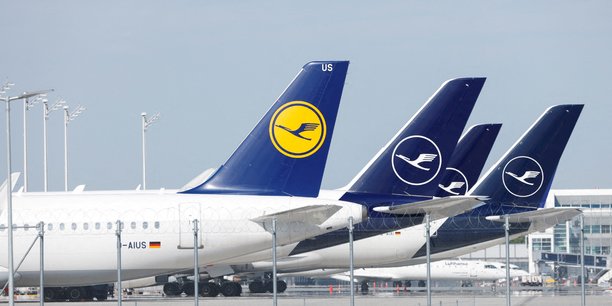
xmin=48 ymin=223 xmax=53 ymax=231
xmin=95 ymin=222 xmax=101 ymax=230
xmin=130 ymin=222 xmax=136 ymax=230
xmin=60 ymin=223 xmax=65 ymax=231
xmin=0 ymin=224 xmax=4 ymax=231
xmin=143 ymin=222 xmax=148 ymax=229
xmin=24 ymin=224 xmax=29 ymax=231
xmin=107 ymin=222 xmax=113 ymax=230
xmin=71 ymin=223 xmax=77 ymax=231
xmin=154 ymin=221 xmax=160 ymax=229
xmin=83 ymin=223 xmax=89 ymax=230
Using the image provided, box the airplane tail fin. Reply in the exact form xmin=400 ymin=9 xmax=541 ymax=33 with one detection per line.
xmin=469 ymin=104 xmax=583 ymax=210
xmin=0 ymin=173 xmax=20 ymax=215
xmin=435 ymin=123 xmax=501 ymax=197
xmin=345 ymin=77 xmax=486 ymax=196
xmin=183 ymin=61 xmax=349 ymax=197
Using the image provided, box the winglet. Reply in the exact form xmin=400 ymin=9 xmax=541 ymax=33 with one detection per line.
xmin=182 ymin=61 xmax=349 ymax=197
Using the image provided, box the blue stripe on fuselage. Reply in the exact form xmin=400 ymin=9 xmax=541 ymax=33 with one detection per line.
xmin=413 ymin=205 xmax=534 ymax=257
xmin=289 ymin=192 xmax=427 ymax=255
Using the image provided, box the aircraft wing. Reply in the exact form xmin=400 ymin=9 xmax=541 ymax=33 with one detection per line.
xmin=373 ymin=196 xmax=486 ymax=220
xmin=330 ymin=271 xmax=393 ymax=283
xmin=251 ymin=205 xmax=342 ymax=232
xmin=485 ymin=208 xmax=581 ymax=231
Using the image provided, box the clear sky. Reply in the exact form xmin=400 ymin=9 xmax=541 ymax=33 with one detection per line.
xmin=0 ymin=1 xmax=610 ymax=192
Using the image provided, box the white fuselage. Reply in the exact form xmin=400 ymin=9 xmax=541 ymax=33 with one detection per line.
xmin=280 ymin=260 xmax=528 ymax=282
xmin=348 ymin=260 xmax=529 ymax=281
xmin=229 ymin=188 xmax=559 ymax=273
xmin=235 ymin=217 xmax=541 ymax=274
xmin=0 ymin=190 xmax=364 ymax=286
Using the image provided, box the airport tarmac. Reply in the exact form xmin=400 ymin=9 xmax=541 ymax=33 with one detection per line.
xmin=1 ymin=295 xmax=611 ymax=306
xmin=2 ymin=287 xmax=611 ymax=306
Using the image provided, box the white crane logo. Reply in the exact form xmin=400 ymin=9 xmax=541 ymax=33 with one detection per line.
xmin=438 ymin=167 xmax=469 ymax=195
xmin=504 ymin=170 xmax=540 ymax=186
xmin=438 ymin=182 xmax=465 ymax=195
xmin=391 ymin=135 xmax=442 ymax=186
xmin=502 ymin=156 xmax=544 ymax=198
xmin=395 ymin=153 xmax=438 ymax=171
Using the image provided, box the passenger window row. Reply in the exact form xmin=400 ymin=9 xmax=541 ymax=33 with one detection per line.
xmin=0 ymin=221 xmax=161 ymax=232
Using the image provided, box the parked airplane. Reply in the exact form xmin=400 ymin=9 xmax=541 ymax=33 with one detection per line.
xmin=0 ymin=61 xmax=368 ymax=300
xmin=229 ymin=122 xmax=501 ymax=294
xmin=113 ymin=77 xmax=491 ymax=297
xmin=222 ymin=77 xmax=488 ymax=268
xmin=280 ymin=259 xmax=529 ymax=284
xmin=231 ymin=104 xmax=582 ymax=294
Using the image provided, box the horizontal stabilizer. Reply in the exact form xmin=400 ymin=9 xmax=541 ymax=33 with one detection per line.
xmin=251 ymin=205 xmax=342 ymax=232
xmin=485 ymin=208 xmax=581 ymax=227
xmin=373 ymin=196 xmax=485 ymax=220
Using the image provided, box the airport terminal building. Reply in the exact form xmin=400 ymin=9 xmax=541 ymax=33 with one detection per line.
xmin=461 ymin=189 xmax=612 ymax=283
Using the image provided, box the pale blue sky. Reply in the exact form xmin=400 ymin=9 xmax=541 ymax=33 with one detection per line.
xmin=1 ymin=1 xmax=611 ymax=191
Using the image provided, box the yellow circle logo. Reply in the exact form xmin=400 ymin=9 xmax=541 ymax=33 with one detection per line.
xmin=269 ymin=101 xmax=326 ymax=158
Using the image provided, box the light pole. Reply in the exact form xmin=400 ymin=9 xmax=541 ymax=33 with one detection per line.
xmin=23 ymin=94 xmax=47 ymax=192
xmin=580 ymin=214 xmax=585 ymax=306
xmin=63 ymin=105 xmax=86 ymax=191
xmin=348 ymin=216 xmax=355 ymax=306
xmin=425 ymin=213 xmax=432 ymax=306
xmin=141 ymin=112 xmax=159 ymax=190
xmin=504 ymin=215 xmax=511 ymax=306
xmin=42 ymin=99 xmax=66 ymax=191
xmin=193 ymin=219 xmax=200 ymax=306
xmin=116 ymin=220 xmax=123 ymax=306
xmin=272 ymin=218 xmax=278 ymax=306
xmin=1 ymin=83 xmax=53 ymax=306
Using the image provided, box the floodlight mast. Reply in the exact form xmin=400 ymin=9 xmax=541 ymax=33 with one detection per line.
xmin=42 ymin=99 xmax=66 ymax=192
xmin=63 ymin=105 xmax=86 ymax=191
xmin=141 ymin=112 xmax=160 ymax=190
xmin=1 ymin=83 xmax=53 ymax=306
xmin=23 ymin=94 xmax=47 ymax=192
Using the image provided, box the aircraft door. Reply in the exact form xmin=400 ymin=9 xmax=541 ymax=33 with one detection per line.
xmin=178 ymin=202 xmax=203 ymax=249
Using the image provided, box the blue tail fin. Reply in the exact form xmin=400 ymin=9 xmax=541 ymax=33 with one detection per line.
xmin=183 ymin=61 xmax=349 ymax=197
xmin=435 ymin=123 xmax=501 ymax=197
xmin=469 ymin=104 xmax=583 ymax=209
xmin=345 ymin=77 xmax=486 ymax=196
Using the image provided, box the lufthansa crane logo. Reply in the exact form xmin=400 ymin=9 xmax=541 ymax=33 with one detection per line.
xmin=502 ymin=156 xmax=544 ymax=198
xmin=438 ymin=167 xmax=469 ymax=195
xmin=269 ymin=101 xmax=326 ymax=158
xmin=391 ymin=135 xmax=442 ymax=186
